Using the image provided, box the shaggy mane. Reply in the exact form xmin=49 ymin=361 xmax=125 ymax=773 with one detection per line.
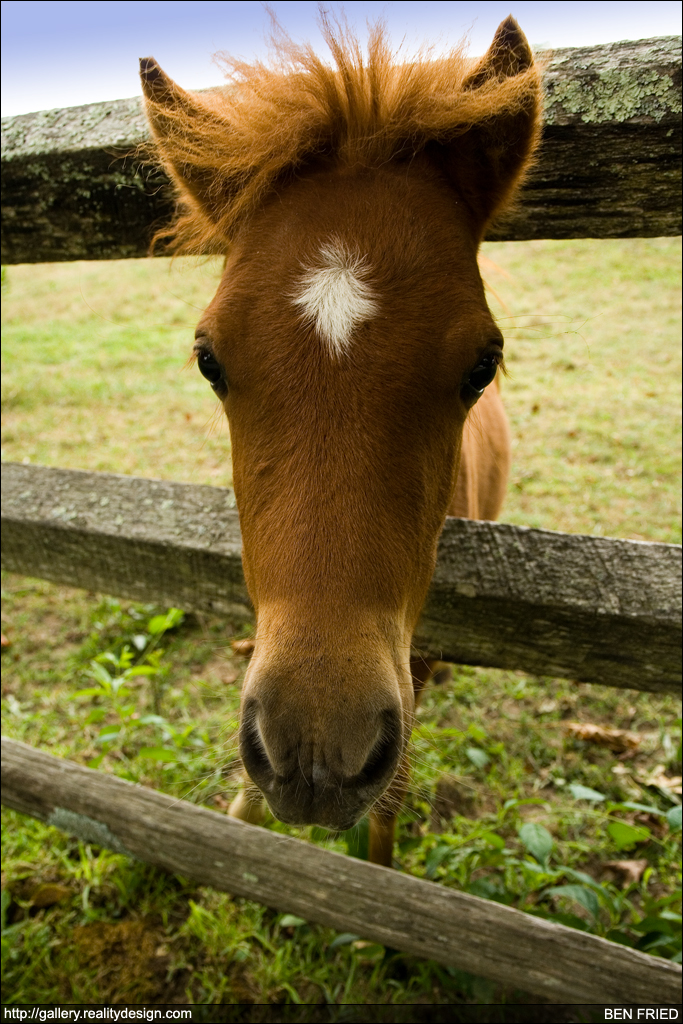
xmin=145 ymin=12 xmax=541 ymax=255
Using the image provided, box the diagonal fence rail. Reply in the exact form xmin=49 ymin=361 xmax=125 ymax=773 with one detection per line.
xmin=2 ymin=737 xmax=681 ymax=1005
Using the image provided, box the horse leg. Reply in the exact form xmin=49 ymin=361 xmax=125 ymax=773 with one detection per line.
xmin=368 ymin=656 xmax=438 ymax=866
xmin=228 ymin=776 xmax=267 ymax=825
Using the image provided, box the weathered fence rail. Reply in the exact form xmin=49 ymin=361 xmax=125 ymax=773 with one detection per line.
xmin=1 ymin=35 xmax=681 ymax=263
xmin=2 ymin=462 xmax=681 ymax=695
xmin=2 ymin=737 xmax=680 ymax=1005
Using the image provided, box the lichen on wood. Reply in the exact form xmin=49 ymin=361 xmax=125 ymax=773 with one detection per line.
xmin=1 ymin=36 xmax=681 ymax=262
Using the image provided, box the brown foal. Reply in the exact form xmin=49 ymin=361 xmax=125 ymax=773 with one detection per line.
xmin=141 ymin=14 xmax=541 ymax=865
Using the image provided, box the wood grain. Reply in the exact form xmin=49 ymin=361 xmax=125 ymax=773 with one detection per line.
xmin=2 ymin=36 xmax=680 ymax=262
xmin=2 ymin=737 xmax=680 ymax=1005
xmin=2 ymin=462 xmax=680 ymax=694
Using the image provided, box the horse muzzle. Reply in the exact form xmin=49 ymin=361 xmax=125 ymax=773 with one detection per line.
xmin=238 ymin=692 xmax=405 ymax=831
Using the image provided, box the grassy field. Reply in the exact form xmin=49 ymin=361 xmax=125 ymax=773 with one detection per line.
xmin=2 ymin=238 xmax=680 ymax=541
xmin=1 ymin=239 xmax=681 ymax=1009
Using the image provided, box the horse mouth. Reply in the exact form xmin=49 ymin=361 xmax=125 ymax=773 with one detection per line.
xmin=239 ymin=702 xmax=403 ymax=830
xmin=257 ymin=771 xmax=391 ymax=833
xmin=271 ymin=807 xmax=364 ymax=832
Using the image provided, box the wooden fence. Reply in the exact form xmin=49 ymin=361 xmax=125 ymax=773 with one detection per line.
xmin=1 ymin=34 xmax=682 ymax=1004
xmin=3 ymin=736 xmax=681 ymax=1005
xmin=1 ymin=35 xmax=681 ymax=263
xmin=2 ymin=462 xmax=680 ymax=695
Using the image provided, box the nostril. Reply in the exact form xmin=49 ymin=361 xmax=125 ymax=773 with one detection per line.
xmin=239 ymin=702 xmax=274 ymax=788
xmin=354 ymin=708 xmax=402 ymax=789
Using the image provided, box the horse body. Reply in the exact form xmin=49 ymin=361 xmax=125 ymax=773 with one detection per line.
xmin=141 ymin=15 xmax=541 ymax=863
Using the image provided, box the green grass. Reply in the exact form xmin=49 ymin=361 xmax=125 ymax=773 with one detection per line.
xmin=2 ymin=239 xmax=680 ymax=541
xmin=1 ymin=239 xmax=681 ymax=1006
xmin=482 ymin=238 xmax=682 ymax=543
xmin=1 ymin=258 xmax=230 ymax=483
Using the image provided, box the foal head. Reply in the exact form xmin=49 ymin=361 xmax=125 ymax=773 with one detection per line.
xmin=141 ymin=16 xmax=541 ymax=830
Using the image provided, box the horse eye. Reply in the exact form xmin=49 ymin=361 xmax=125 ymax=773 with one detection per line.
xmin=462 ymin=355 xmax=498 ymax=401
xmin=197 ymin=349 xmax=224 ymax=389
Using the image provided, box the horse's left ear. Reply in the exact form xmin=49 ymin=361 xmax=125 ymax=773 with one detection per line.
xmin=445 ymin=16 xmax=542 ymax=236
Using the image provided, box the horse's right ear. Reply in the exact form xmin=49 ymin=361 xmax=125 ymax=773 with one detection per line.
xmin=445 ymin=16 xmax=542 ymax=237
xmin=139 ymin=57 xmax=233 ymax=226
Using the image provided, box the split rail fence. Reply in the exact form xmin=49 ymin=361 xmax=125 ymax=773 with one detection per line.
xmin=1 ymin=35 xmax=682 ymax=1004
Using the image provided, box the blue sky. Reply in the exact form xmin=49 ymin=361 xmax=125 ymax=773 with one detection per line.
xmin=2 ymin=1 xmax=681 ymax=117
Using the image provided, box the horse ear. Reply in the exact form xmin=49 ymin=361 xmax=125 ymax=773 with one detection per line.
xmin=462 ymin=15 xmax=535 ymax=88
xmin=445 ymin=16 xmax=541 ymax=236
xmin=139 ymin=57 xmax=232 ymax=225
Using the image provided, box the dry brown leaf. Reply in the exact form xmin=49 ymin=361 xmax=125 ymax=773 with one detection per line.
xmin=1 ymin=634 xmax=10 ymax=650
xmin=639 ymin=765 xmax=683 ymax=794
xmin=29 ymin=883 xmax=71 ymax=908
xmin=212 ymin=793 xmax=231 ymax=811
xmin=564 ymin=722 xmax=640 ymax=753
xmin=231 ymin=639 xmax=255 ymax=657
xmin=218 ymin=666 xmax=240 ymax=684
xmin=603 ymin=859 xmax=649 ymax=886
